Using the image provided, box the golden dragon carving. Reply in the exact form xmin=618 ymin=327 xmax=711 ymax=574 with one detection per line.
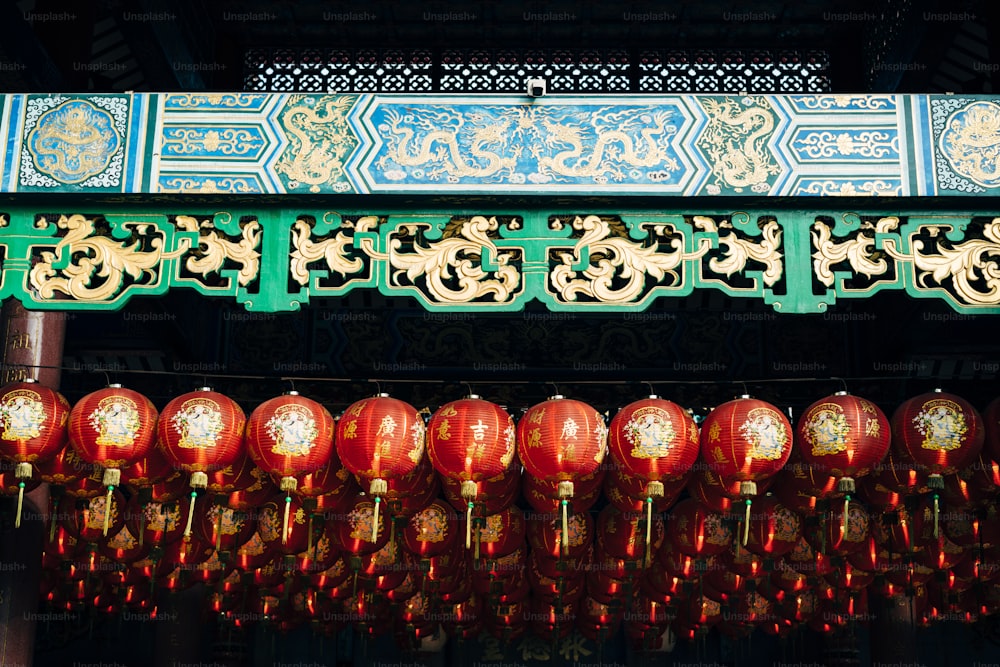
xmin=274 ymin=95 xmax=355 ymax=193
xmin=700 ymin=98 xmax=779 ymax=191
xmin=383 ymin=110 xmax=515 ymax=178
xmin=538 ymin=113 xmax=678 ymax=178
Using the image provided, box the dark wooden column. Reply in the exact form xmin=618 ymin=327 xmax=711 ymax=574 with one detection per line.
xmin=0 ymin=300 xmax=68 ymax=667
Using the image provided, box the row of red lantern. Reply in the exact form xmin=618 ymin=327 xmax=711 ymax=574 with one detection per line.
xmin=36 ymin=481 xmax=1000 ymax=647
xmin=3 ymin=381 xmax=997 ymax=562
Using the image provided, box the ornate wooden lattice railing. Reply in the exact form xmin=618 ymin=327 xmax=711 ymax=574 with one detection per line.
xmin=2 ymin=207 xmax=999 ymax=314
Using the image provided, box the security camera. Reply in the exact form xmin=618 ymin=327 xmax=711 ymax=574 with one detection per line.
xmin=526 ymin=78 xmax=546 ymax=98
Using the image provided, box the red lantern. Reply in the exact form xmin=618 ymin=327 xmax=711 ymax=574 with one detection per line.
xmin=68 ymin=384 xmax=158 ymax=535
xmin=517 ymin=395 xmax=607 ymax=555
xmin=744 ymin=495 xmax=802 ymax=558
xmin=157 ymin=386 xmax=246 ymax=539
xmin=0 ymin=379 xmax=70 ymax=526
xmin=247 ymin=391 xmax=334 ymax=546
xmin=700 ymin=395 xmax=792 ymax=544
xmin=668 ymin=498 xmax=733 ymax=558
xmin=335 ymin=394 xmax=425 ymax=543
xmin=427 ymin=395 xmax=516 ymax=549
xmin=893 ymin=389 xmax=984 ymax=487
xmin=608 ymin=394 xmax=697 ymax=564
xmin=401 ymin=500 xmax=459 ymax=559
xmin=893 ymin=389 xmax=985 ymax=539
xmin=796 ymin=392 xmax=890 ymax=528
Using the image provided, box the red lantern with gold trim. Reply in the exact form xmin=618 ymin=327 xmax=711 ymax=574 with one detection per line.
xmin=0 ymin=379 xmax=70 ymax=527
xmin=68 ymin=384 xmax=158 ymax=536
xmin=517 ymin=395 xmax=607 ymax=556
xmin=893 ymin=389 xmax=984 ymax=537
xmin=797 ymin=391 xmax=890 ymax=532
xmin=700 ymin=395 xmax=793 ymax=545
xmin=157 ymin=386 xmax=246 ymax=539
xmin=427 ymin=395 xmax=516 ymax=549
xmin=401 ymin=500 xmax=459 ymax=559
xmin=893 ymin=390 xmax=984 ymax=485
xmin=335 ymin=393 xmax=425 ymax=544
xmin=247 ymin=391 xmax=334 ymax=547
xmin=608 ymin=394 xmax=697 ymax=564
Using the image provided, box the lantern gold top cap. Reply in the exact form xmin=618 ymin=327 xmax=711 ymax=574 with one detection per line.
xmin=107 ymin=383 xmax=124 ymax=389
xmin=286 ymin=390 xmax=300 ymax=396
xmin=738 ymin=394 xmax=752 ymax=399
xmin=933 ymin=388 xmax=943 ymax=393
xmin=549 ymin=394 xmax=565 ymax=400
xmin=834 ymin=390 xmax=849 ymax=396
xmin=467 ymin=393 xmax=481 ymax=400
xmin=22 ymin=377 xmax=37 ymax=384
xmin=196 ymin=386 xmax=214 ymax=392
xmin=376 ymin=392 xmax=390 ymax=397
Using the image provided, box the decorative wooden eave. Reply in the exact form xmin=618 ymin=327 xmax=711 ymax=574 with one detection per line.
xmin=0 ymin=92 xmax=998 ymax=314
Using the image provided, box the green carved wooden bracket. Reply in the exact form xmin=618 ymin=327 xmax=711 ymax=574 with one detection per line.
xmin=1 ymin=206 xmax=998 ymax=315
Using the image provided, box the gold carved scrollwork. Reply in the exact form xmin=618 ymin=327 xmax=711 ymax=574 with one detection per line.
xmin=885 ymin=218 xmax=1000 ymax=306
xmin=290 ymin=215 xmax=384 ymax=287
xmin=387 ymin=216 xmax=520 ymax=304
xmin=29 ymin=214 xmax=188 ymax=301
xmin=175 ymin=215 xmax=261 ymax=287
xmin=289 ymin=218 xmax=366 ymax=285
xmin=550 ymin=215 xmax=708 ymax=304
xmin=694 ymin=216 xmax=783 ymax=286
xmin=811 ymin=220 xmax=889 ymax=287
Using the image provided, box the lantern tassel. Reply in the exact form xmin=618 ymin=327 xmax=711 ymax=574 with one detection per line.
xmin=557 ymin=481 xmax=574 ymax=556
xmin=184 ymin=491 xmax=197 ymax=539
xmin=369 ymin=478 xmax=388 ymax=543
xmin=308 ymin=514 xmax=314 ymax=553
xmin=645 ymin=496 xmax=654 ymax=568
xmin=645 ymin=481 xmax=663 ymax=568
xmin=103 ymin=486 xmax=114 ymax=537
xmin=561 ymin=500 xmax=569 ymax=555
xmin=101 ymin=468 xmax=121 ymax=537
xmin=743 ymin=498 xmax=751 ymax=547
xmin=843 ymin=494 xmax=850 ymax=538
xmin=372 ymin=497 xmax=382 ymax=543
xmin=15 ymin=482 xmax=25 ymax=529
xmin=282 ymin=495 xmax=292 ymax=546
xmin=466 ymin=502 xmax=473 ymax=550
xmin=215 ymin=507 xmax=223 ymax=552
xmin=933 ymin=494 xmax=940 ymax=540
xmin=474 ymin=518 xmax=481 ymax=561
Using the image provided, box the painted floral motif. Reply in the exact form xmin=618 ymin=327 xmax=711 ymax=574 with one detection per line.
xmin=738 ymin=408 xmax=788 ymax=460
xmin=88 ymin=396 xmax=141 ymax=447
xmin=83 ymin=494 xmax=120 ymax=531
xmin=0 ymin=389 xmax=47 ymax=440
xmin=265 ymin=404 xmax=319 ymax=456
xmin=801 ymin=403 xmax=850 ymax=456
xmin=409 ymin=420 xmax=426 ymax=463
xmin=411 ymin=505 xmax=449 ymax=543
xmin=912 ymin=399 xmax=968 ymax=452
xmin=773 ymin=507 xmax=802 ymax=541
xmin=348 ymin=504 xmax=379 ymax=542
xmin=500 ymin=423 xmax=516 ymax=468
xmin=477 ymin=513 xmax=504 ymax=543
xmin=170 ymin=398 xmax=224 ymax=449
xmin=622 ymin=406 xmax=676 ymax=459
xmin=704 ymin=513 xmax=733 ymax=545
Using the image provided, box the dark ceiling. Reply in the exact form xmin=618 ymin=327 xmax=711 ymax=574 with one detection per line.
xmin=0 ymin=0 xmax=994 ymax=94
